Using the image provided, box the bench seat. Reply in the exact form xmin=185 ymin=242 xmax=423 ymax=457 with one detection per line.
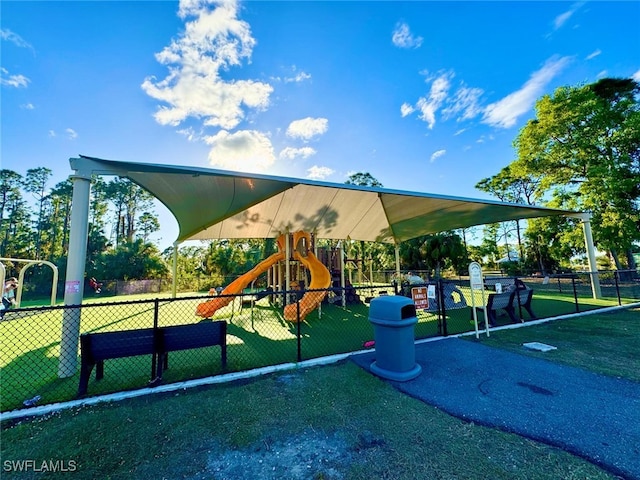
xmin=78 ymin=321 xmax=227 ymax=396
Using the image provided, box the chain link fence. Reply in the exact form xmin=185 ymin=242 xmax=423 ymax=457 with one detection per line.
xmin=2 ymin=269 xmax=638 ymax=412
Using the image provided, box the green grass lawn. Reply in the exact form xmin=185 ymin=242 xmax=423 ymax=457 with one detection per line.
xmin=0 ymin=289 xmax=635 ymax=412
xmin=470 ymin=307 xmax=640 ymax=382
xmin=2 ymin=308 xmax=637 ymax=479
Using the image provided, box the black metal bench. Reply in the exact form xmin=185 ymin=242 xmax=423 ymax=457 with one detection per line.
xmin=158 ymin=321 xmax=227 ymax=373
xmin=506 ymin=288 xmax=536 ymax=320
xmin=78 ymin=321 xmax=227 ymax=396
xmin=473 ymin=291 xmax=517 ymax=327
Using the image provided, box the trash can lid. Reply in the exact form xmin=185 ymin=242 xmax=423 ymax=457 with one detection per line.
xmin=370 ymin=295 xmax=416 ymax=320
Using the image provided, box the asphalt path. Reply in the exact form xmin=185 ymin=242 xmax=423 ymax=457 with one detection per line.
xmin=351 ymin=337 xmax=640 ymax=480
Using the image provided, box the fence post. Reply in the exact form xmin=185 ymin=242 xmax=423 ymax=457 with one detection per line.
xmin=296 ymin=295 xmax=302 ymax=362
xmin=572 ymin=277 xmax=580 ymax=313
xmin=438 ymin=279 xmax=448 ymax=336
xmin=515 ymin=276 xmax=523 ymax=319
xmin=152 ymin=298 xmax=160 ymax=378
xmin=614 ymin=271 xmax=621 ymax=306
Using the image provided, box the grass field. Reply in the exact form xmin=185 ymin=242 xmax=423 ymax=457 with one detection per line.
xmin=1 ymin=308 xmax=637 ymax=479
xmin=0 ymin=287 xmax=632 ymax=412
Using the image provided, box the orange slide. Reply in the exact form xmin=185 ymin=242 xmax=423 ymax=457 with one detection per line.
xmin=283 ymin=232 xmax=332 ymax=322
xmin=195 ymin=250 xmax=285 ymax=318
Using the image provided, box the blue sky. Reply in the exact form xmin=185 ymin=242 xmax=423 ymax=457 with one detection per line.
xmin=2 ymin=1 xmax=639 ymax=250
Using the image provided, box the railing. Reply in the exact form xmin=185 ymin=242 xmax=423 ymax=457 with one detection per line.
xmin=1 ymin=270 xmax=638 ymax=413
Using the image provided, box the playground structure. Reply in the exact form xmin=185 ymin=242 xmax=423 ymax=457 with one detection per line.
xmin=196 ymin=231 xmax=332 ymax=322
xmin=316 ymin=247 xmax=363 ymax=305
xmin=0 ymin=257 xmax=59 ymax=308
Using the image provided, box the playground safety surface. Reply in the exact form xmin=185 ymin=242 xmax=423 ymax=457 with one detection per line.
xmin=351 ymin=337 xmax=640 ymax=480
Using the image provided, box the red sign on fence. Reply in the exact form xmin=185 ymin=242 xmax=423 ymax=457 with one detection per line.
xmin=411 ymin=287 xmax=429 ymax=310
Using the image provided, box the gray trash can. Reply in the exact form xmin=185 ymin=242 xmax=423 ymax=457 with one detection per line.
xmin=368 ymin=296 xmax=422 ymax=382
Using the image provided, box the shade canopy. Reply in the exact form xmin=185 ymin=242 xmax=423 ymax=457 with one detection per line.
xmin=71 ymin=155 xmax=579 ymax=244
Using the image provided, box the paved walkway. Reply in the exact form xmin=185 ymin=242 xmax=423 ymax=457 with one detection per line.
xmin=351 ymin=338 xmax=640 ymax=480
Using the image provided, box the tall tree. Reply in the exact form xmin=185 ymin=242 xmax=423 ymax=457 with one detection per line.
xmin=22 ymin=167 xmax=52 ymax=259
xmin=476 ymin=165 xmax=541 ymax=261
xmin=106 ymin=178 xmax=155 ymax=245
xmin=44 ymin=179 xmax=73 ymax=260
xmin=514 ymin=77 xmax=640 ymax=270
xmin=0 ymin=170 xmax=31 ymax=258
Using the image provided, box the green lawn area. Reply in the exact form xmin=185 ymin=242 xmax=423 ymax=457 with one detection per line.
xmin=0 ymin=288 xmax=634 ymax=411
xmin=2 ymin=308 xmax=637 ymax=479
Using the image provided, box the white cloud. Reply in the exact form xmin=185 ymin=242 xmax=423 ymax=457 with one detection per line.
xmin=177 ymin=127 xmax=201 ymax=142
xmin=21 ymin=103 xmax=35 ymax=110
xmin=632 ymin=70 xmax=640 ymax=82
xmin=585 ymin=49 xmax=601 ymax=60
xmin=284 ymin=71 xmax=311 ymax=83
xmin=442 ymin=85 xmax=484 ymax=121
xmin=48 ymin=130 xmax=56 ymax=138
xmin=66 ymin=128 xmax=78 ymax=140
xmin=430 ymin=149 xmax=446 ymax=162
xmin=392 ymin=22 xmax=423 ymax=49
xmin=307 ymin=165 xmax=334 ymax=180
xmin=204 ymin=129 xmax=276 ymax=172
xmin=0 ymin=29 xmax=34 ymax=51
xmin=286 ymin=117 xmax=328 ymax=140
xmin=400 ymin=103 xmax=414 ymax=117
xmin=414 ymin=72 xmax=452 ymax=129
xmin=0 ymin=67 xmax=29 ymax=88
xmin=552 ymin=2 xmax=584 ymax=31
xmin=596 ymin=70 xmax=608 ymax=78
xmin=279 ymin=146 xmax=316 ymax=160
xmin=141 ymin=0 xmax=273 ymax=130
xmin=454 ymin=128 xmax=466 ymax=136
xmin=482 ymin=56 xmax=571 ymax=128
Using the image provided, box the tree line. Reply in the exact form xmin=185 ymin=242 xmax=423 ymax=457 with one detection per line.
xmin=0 ymin=168 xmax=168 ymax=293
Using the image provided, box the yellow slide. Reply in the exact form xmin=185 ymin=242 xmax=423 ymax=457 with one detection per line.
xmin=284 ymin=232 xmax=331 ymax=322
xmin=196 ymin=250 xmax=285 ymax=318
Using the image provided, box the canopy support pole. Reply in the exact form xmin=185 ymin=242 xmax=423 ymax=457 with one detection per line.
xmin=578 ymin=213 xmax=602 ymax=299
xmin=285 ymin=231 xmax=291 ymax=304
xmin=59 ymin=171 xmax=91 ymax=378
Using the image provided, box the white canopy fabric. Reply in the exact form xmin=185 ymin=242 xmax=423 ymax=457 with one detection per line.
xmin=71 ymin=155 xmax=579 ymax=244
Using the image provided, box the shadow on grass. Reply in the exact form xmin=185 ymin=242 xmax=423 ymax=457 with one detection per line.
xmin=0 ymin=342 xmax=77 ymax=411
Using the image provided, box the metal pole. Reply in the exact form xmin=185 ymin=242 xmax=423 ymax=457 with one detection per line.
xmin=171 ymin=241 xmax=179 ymax=298
xmin=578 ymin=213 xmax=602 ymax=299
xmin=58 ymin=172 xmax=92 ymax=377
xmin=339 ymin=241 xmax=346 ymax=307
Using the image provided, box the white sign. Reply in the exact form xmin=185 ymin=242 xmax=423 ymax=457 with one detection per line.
xmin=65 ymin=280 xmax=80 ymax=294
xmin=427 ymin=284 xmax=436 ymax=299
xmin=495 ymin=282 xmax=503 ymax=294
xmin=468 ymin=262 xmax=483 ymax=290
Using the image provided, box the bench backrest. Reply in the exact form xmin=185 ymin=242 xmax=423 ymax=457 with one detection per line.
xmin=487 ymin=291 xmax=514 ymax=310
xmin=160 ymin=321 xmax=227 ymax=352
xmin=81 ymin=328 xmax=157 ymax=361
xmin=512 ymin=288 xmax=533 ymax=305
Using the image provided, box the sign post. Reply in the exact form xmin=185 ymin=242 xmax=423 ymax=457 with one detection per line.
xmin=468 ymin=262 xmax=488 ymax=338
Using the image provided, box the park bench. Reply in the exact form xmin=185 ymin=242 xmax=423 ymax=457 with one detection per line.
xmin=484 ymin=277 xmax=527 ymax=292
xmin=473 ymin=288 xmax=537 ymax=327
xmin=473 ymin=290 xmax=517 ymax=327
xmin=78 ymin=321 xmax=227 ymax=396
xmin=157 ymin=321 xmax=227 ymax=373
xmin=506 ymin=287 xmax=536 ymax=320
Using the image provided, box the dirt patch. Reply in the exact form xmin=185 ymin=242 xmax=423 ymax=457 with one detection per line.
xmin=192 ymin=430 xmax=357 ymax=479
